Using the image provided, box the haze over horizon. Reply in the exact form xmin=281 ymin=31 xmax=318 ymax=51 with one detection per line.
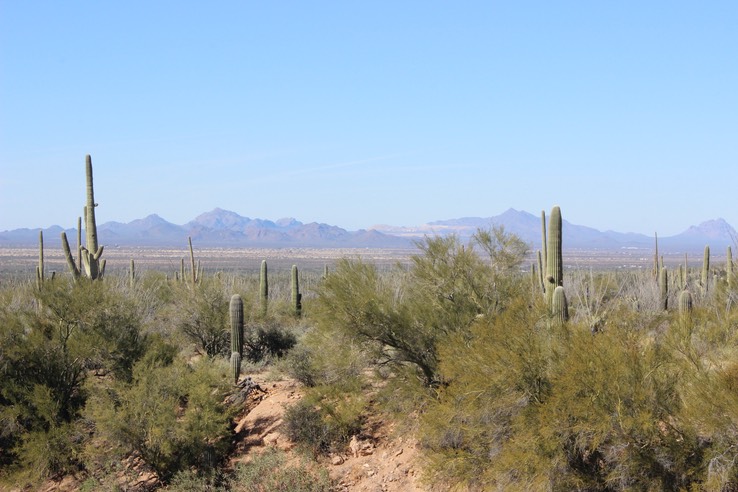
xmin=2 ymin=2 xmax=736 ymax=236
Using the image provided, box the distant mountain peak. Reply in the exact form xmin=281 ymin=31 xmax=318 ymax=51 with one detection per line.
xmin=275 ymin=217 xmax=302 ymax=228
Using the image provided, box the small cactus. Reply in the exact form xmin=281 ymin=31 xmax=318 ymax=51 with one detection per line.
xmin=727 ymin=246 xmax=733 ymax=288
xmin=36 ymin=230 xmax=44 ymax=290
xmin=188 ymin=236 xmax=198 ymax=286
xmin=701 ymin=245 xmax=710 ymax=295
xmin=260 ymin=260 xmax=268 ymax=317
xmin=540 ymin=210 xmax=547 ymax=281
xmin=292 ymin=265 xmax=302 ymax=317
xmin=678 ymin=290 xmax=693 ymax=317
xmin=551 ymin=286 xmax=569 ymax=323
xmin=659 ymin=267 xmax=668 ymax=311
xmin=653 ymin=232 xmax=660 ymax=278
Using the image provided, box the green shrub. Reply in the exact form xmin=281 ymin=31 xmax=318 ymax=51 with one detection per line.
xmin=172 ymin=278 xmax=230 ymax=357
xmin=283 ymin=388 xmax=364 ymax=456
xmin=244 ymin=322 xmax=297 ymax=362
xmin=231 ymin=447 xmax=330 ymax=491
xmin=86 ymin=356 xmax=234 ymax=483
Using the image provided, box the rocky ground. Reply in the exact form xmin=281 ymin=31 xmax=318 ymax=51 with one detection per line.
xmin=231 ymin=378 xmax=423 ymax=492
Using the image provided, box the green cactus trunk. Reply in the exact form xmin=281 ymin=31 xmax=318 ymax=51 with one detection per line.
xmin=291 ymin=265 xmax=302 ymax=317
xmin=36 ymin=230 xmax=44 ymax=290
xmin=129 ymin=259 xmax=135 ymax=288
xmin=727 ymin=246 xmax=733 ymax=288
xmin=61 ymin=156 xmax=104 ymax=281
xmin=683 ymin=253 xmax=688 ymax=289
xmin=653 ymin=232 xmax=660 ymax=278
xmin=76 ymin=216 xmax=82 ymax=269
xmin=659 ymin=267 xmax=668 ymax=311
xmin=545 ymin=206 xmax=563 ymax=308
xmin=188 ymin=236 xmax=197 ymax=286
xmin=230 ymin=294 xmax=244 ymax=357
xmin=678 ymin=290 xmax=693 ymax=317
xmin=701 ymin=245 xmax=710 ymax=295
xmin=551 ymin=285 xmax=568 ymax=323
xmin=80 ymin=155 xmax=105 ymax=280
xmin=540 ymin=210 xmax=547 ymax=278
xmin=260 ymin=260 xmax=268 ymax=317
xmin=230 ymin=352 xmax=241 ymax=385
xmin=537 ymin=250 xmax=545 ymax=293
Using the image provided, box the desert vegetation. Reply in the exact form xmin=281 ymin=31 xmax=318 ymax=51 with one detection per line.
xmin=2 ymin=157 xmax=738 ymax=491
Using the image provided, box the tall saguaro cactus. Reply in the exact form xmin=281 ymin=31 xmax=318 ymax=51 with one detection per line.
xmin=188 ymin=236 xmax=198 ymax=286
xmin=230 ymin=294 xmax=244 ymax=357
xmin=653 ymin=232 xmax=660 ymax=278
xmin=260 ymin=260 xmax=269 ymax=317
xmin=36 ymin=230 xmax=45 ymax=290
xmin=701 ymin=245 xmax=710 ymax=295
xmin=727 ymin=246 xmax=733 ymax=288
xmin=545 ymin=206 xmax=563 ymax=308
xmin=659 ymin=267 xmax=668 ymax=311
xmin=291 ymin=265 xmax=302 ymax=317
xmin=230 ymin=294 xmax=244 ymax=384
xmin=61 ymin=155 xmax=105 ymax=280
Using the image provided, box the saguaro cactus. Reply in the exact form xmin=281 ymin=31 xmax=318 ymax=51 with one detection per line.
xmin=260 ymin=260 xmax=268 ymax=317
xmin=678 ymin=290 xmax=693 ymax=317
xmin=230 ymin=352 xmax=241 ymax=385
xmin=80 ymin=155 xmax=105 ymax=279
xmin=653 ymin=232 xmax=660 ymax=278
xmin=188 ymin=236 xmax=198 ymax=286
xmin=540 ymin=210 xmax=547 ymax=279
xmin=230 ymin=294 xmax=244 ymax=357
xmin=727 ymin=246 xmax=733 ymax=288
xmin=291 ymin=265 xmax=302 ymax=317
xmin=537 ymin=250 xmax=545 ymax=293
xmin=659 ymin=267 xmax=668 ymax=311
xmin=701 ymin=245 xmax=710 ymax=295
xmin=545 ymin=206 xmax=563 ymax=307
xmin=61 ymin=155 xmax=105 ymax=280
xmin=551 ymin=285 xmax=569 ymax=323
xmin=129 ymin=259 xmax=135 ymax=289
xmin=36 ymin=230 xmax=44 ymax=290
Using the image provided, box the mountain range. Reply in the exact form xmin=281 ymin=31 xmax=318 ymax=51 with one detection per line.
xmin=0 ymin=208 xmax=735 ymax=253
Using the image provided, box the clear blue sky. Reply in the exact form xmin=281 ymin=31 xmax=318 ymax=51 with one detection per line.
xmin=1 ymin=1 xmax=736 ymax=235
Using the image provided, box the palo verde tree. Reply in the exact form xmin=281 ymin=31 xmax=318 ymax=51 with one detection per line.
xmin=311 ymin=227 xmax=528 ymax=387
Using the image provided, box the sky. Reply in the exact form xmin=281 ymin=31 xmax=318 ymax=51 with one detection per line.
xmin=1 ymin=1 xmax=737 ymax=236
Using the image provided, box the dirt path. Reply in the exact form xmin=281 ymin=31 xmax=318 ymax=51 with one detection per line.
xmin=232 ymin=377 xmax=424 ymax=492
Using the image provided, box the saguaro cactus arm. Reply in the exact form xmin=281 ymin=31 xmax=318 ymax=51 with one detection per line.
xmin=61 ymin=231 xmax=81 ymax=280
